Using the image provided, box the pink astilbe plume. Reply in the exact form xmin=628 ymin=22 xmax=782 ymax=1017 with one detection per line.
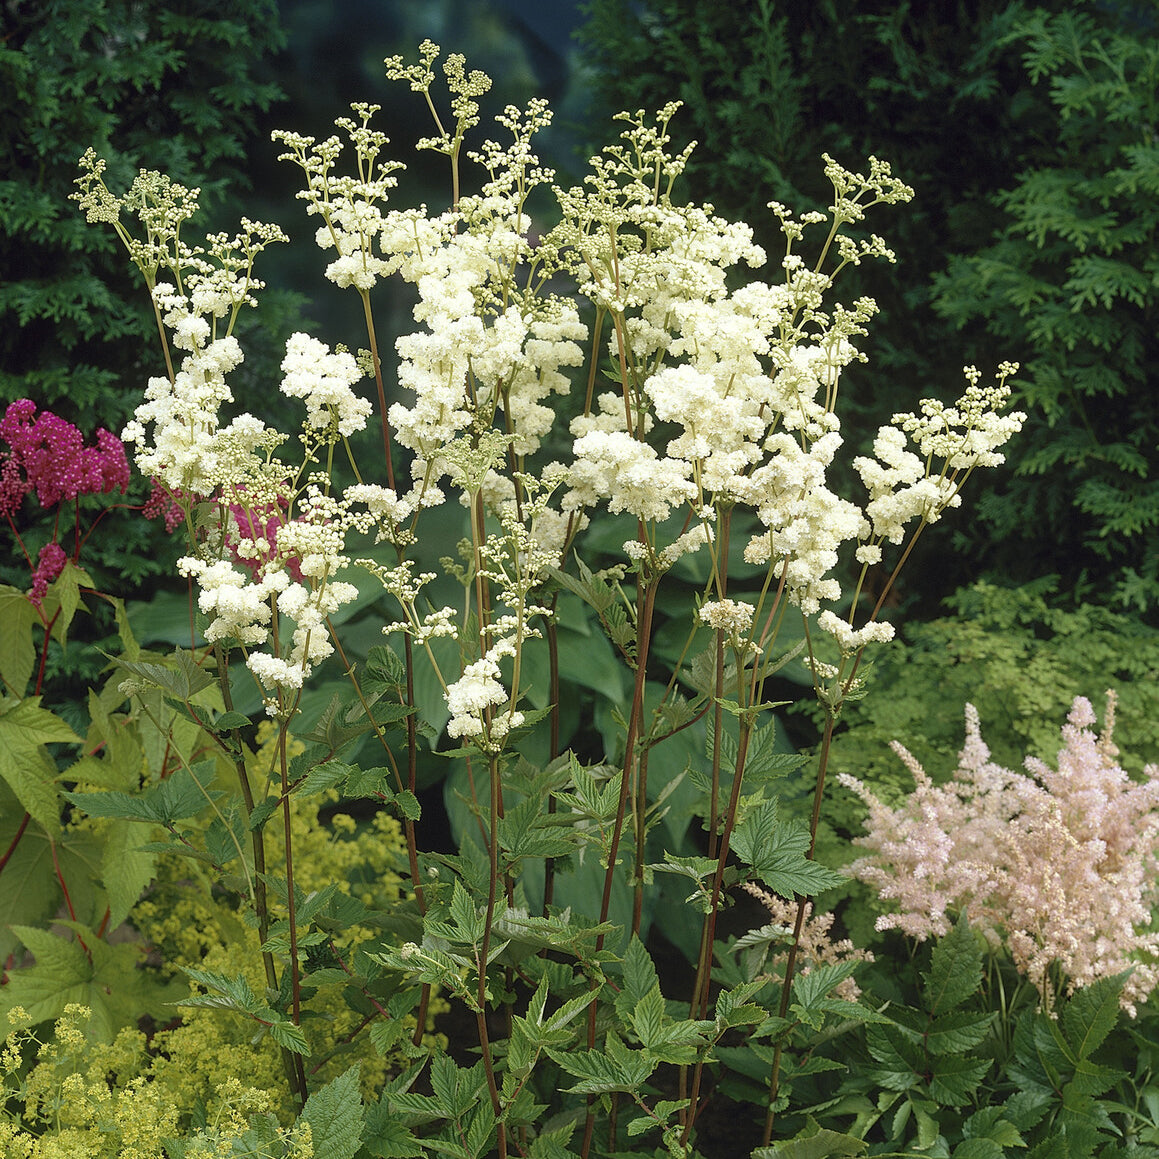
xmin=841 ymin=694 xmax=1159 ymax=1013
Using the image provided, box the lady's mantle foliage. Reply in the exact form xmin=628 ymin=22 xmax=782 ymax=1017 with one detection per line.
xmin=843 ymin=693 xmax=1159 ymax=1013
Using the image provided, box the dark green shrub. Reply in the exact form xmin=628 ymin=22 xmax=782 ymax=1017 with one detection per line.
xmin=932 ymin=3 xmax=1159 ymax=604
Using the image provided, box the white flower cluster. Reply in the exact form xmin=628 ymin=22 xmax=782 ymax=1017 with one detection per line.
xmin=280 ymin=333 xmax=372 ymax=438
xmin=854 ymin=365 xmax=1025 ymax=544
xmin=444 ymin=648 xmax=523 ymax=747
xmin=123 ymin=325 xmax=278 ymax=496
xmin=699 ymin=598 xmax=755 ymax=635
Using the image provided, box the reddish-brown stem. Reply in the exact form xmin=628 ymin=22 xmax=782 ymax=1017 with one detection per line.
xmin=33 ymin=608 xmax=61 ymax=696
xmin=49 ymin=840 xmax=90 ymax=959
xmin=581 ymin=577 xmax=658 ymax=1159
xmin=680 ymin=717 xmax=754 ymax=1147
xmin=0 ymin=811 xmax=30 ymax=878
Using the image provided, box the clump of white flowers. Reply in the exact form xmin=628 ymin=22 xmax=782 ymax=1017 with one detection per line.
xmin=82 ymin=38 xmax=1023 ymax=746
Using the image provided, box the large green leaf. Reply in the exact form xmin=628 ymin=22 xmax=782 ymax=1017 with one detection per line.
xmin=303 ymin=1064 xmax=365 ymax=1159
xmin=753 ymin=1127 xmax=868 ymax=1158
xmin=0 ymin=923 xmax=153 ymax=1039
xmin=101 ymin=817 xmax=157 ymax=929
xmin=1060 ymin=973 xmax=1125 ymax=1061
xmin=0 ymin=697 xmax=80 ymax=831
xmin=0 ymin=784 xmax=59 ymax=960
xmin=923 ymin=914 xmax=983 ymax=1015
xmin=0 ymin=585 xmax=38 ymax=697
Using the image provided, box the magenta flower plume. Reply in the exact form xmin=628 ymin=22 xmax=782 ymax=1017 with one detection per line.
xmin=29 ymin=542 xmax=68 ymax=606
xmin=142 ymin=478 xmax=186 ymax=533
xmin=0 ymin=398 xmax=130 ymax=513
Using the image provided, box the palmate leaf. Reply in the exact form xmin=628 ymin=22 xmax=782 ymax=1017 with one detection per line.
xmin=546 ymin=1032 xmax=657 ymax=1095
xmin=115 ymin=647 xmax=215 ymax=701
xmin=732 ymin=801 xmax=844 ymax=896
xmin=0 ymin=786 xmax=60 ymax=958
xmin=0 ymin=585 xmax=39 ymax=696
xmin=178 ymin=966 xmax=311 ymax=1056
xmin=65 ymin=762 xmax=222 ymax=825
xmin=0 ymin=923 xmax=160 ymax=1040
xmin=101 ymin=817 xmax=157 ymax=929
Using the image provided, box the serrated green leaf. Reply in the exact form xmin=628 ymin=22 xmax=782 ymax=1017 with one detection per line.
xmin=925 ymin=1010 xmax=997 ymax=1055
xmin=269 ymin=1018 xmax=312 ymax=1055
xmin=1060 ymin=973 xmax=1125 ymax=1060
xmin=364 ymin=1096 xmax=427 ymax=1157
xmin=66 ymin=763 xmax=219 ymax=825
xmin=115 ymin=648 xmax=214 ymax=701
xmin=622 ymin=934 xmax=660 ymax=1008
xmin=212 ymin=710 xmax=252 ymax=731
xmin=1 ymin=924 xmax=148 ymax=1039
xmin=0 ymin=586 xmax=39 ymax=696
xmin=47 ymin=561 xmax=93 ymax=647
xmin=929 ymin=1054 xmax=991 ymax=1105
xmin=101 ymin=817 xmax=156 ymax=929
xmin=951 ymin=1139 xmax=1005 ymax=1159
xmin=303 ymin=1064 xmax=364 ymax=1159
xmin=0 ymin=787 xmax=59 ymax=959
xmin=924 ymin=914 xmax=982 ymax=1014
xmin=752 ymin=1126 xmax=868 ymax=1157
xmin=0 ymin=698 xmax=80 ymax=831
xmin=546 ymin=1034 xmax=656 ymax=1095
xmin=630 ymin=983 xmax=666 ymax=1047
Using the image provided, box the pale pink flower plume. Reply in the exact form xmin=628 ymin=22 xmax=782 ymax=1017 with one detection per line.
xmin=841 ymin=693 xmax=1159 ymax=1014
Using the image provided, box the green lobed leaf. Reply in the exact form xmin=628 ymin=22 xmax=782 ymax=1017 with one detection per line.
xmin=0 ymin=697 xmax=81 ymax=831
xmin=46 ymin=560 xmax=93 ymax=648
xmin=546 ymin=1033 xmax=657 ymax=1095
xmin=101 ymin=817 xmax=157 ymax=929
xmin=0 ymin=786 xmax=59 ymax=959
xmin=66 ymin=762 xmax=221 ymax=825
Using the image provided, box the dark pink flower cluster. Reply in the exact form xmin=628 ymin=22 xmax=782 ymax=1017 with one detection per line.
xmin=0 ymin=399 xmax=131 ymax=517
xmin=29 ymin=542 xmax=68 ymax=606
xmin=143 ymin=478 xmax=186 ymax=533
xmin=227 ymin=491 xmax=304 ymax=583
